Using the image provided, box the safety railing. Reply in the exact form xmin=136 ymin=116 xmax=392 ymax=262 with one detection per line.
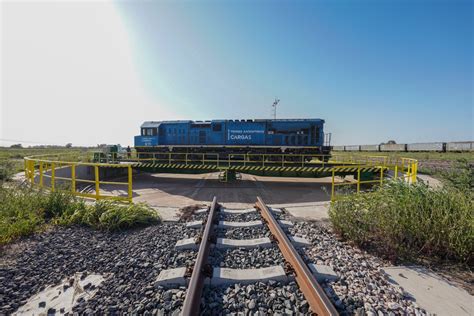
xmin=24 ymin=155 xmax=133 ymax=203
xmin=330 ymin=157 xmax=418 ymax=200
xmin=24 ymin=152 xmax=417 ymax=203
xmin=104 ymin=151 xmax=356 ymax=168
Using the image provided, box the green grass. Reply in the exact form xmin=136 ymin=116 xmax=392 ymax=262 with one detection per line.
xmin=0 ymin=186 xmax=160 ymax=245
xmin=329 ymin=180 xmax=473 ymax=264
xmin=0 ymin=147 xmax=93 ymax=176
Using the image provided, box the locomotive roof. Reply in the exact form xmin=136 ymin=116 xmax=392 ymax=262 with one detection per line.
xmin=141 ymin=119 xmax=324 ymax=128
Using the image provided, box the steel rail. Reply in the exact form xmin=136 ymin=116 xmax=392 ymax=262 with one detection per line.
xmin=255 ymin=196 xmax=338 ymax=316
xmin=182 ymin=196 xmax=218 ymax=316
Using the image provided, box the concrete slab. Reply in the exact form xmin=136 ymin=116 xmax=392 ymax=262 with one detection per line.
xmin=383 ymin=266 xmax=473 ymax=316
xmin=284 ymin=202 xmax=330 ymax=221
xmin=152 ymin=207 xmax=181 ymax=222
xmin=210 ymin=266 xmax=288 ymax=285
xmin=155 ymin=267 xmax=187 ymax=286
xmin=417 ymin=174 xmax=443 ymax=189
xmin=278 ymin=220 xmax=294 ymax=228
xmin=218 ymin=220 xmax=263 ymax=228
xmin=186 ymin=220 xmax=203 ymax=229
xmin=309 ymin=264 xmax=339 ymax=283
xmin=221 ymin=208 xmax=256 ymax=214
xmin=289 ymin=236 xmax=311 ymax=247
xmin=215 ymin=237 xmax=272 ymax=249
xmin=16 ymin=273 xmax=106 ymax=315
xmin=175 ymin=238 xmax=199 ymax=250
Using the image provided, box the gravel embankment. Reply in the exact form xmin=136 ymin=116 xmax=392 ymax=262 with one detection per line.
xmin=288 ymin=221 xmax=426 ymax=315
xmin=0 ymin=224 xmax=197 ymax=315
xmin=1 ymin=207 xmax=427 ymax=315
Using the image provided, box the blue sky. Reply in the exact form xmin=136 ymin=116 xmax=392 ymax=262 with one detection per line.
xmin=116 ymin=0 xmax=473 ymax=145
xmin=1 ymin=1 xmax=472 ymax=146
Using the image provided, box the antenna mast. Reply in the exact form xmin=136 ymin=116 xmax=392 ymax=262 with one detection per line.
xmin=272 ymin=98 xmax=280 ymax=119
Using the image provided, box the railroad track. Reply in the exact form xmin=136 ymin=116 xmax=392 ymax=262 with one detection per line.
xmin=157 ymin=196 xmax=338 ymax=315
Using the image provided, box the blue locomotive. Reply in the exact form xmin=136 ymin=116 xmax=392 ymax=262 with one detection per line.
xmin=134 ymin=119 xmax=330 ymax=156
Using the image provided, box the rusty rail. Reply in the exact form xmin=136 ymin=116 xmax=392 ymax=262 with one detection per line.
xmin=182 ymin=196 xmax=218 ymax=316
xmin=255 ymin=196 xmax=338 ymax=316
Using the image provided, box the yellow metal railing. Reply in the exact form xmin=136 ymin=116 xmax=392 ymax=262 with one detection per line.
xmin=24 ymin=155 xmax=133 ymax=203
xmin=111 ymin=151 xmax=339 ymax=168
xmin=330 ymin=157 xmax=418 ymax=200
xmin=24 ymin=152 xmax=417 ymax=203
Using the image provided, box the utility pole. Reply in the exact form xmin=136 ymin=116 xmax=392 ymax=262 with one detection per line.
xmin=272 ymin=98 xmax=280 ymax=119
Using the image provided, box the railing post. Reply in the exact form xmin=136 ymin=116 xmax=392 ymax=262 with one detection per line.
xmin=51 ymin=162 xmax=55 ymax=192
xmin=128 ymin=165 xmax=133 ymax=203
xmin=71 ymin=164 xmax=76 ymax=193
xmin=394 ymin=165 xmax=398 ymax=180
xmin=95 ymin=165 xmax=100 ymax=200
xmin=413 ymin=162 xmax=417 ymax=183
xmin=357 ymin=167 xmax=361 ymax=193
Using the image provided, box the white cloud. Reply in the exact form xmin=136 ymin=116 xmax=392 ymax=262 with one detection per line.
xmin=1 ymin=1 xmax=177 ymax=146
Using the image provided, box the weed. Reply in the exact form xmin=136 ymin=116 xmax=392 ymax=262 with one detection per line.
xmin=329 ymin=180 xmax=473 ymax=264
xmin=0 ymin=160 xmax=16 ymax=181
xmin=0 ymin=186 xmax=160 ymax=245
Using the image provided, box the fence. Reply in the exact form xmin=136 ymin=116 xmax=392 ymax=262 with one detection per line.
xmin=24 ymin=154 xmax=133 ymax=203
xmin=330 ymin=157 xmax=418 ymax=200
xmin=24 ymin=152 xmax=418 ymax=203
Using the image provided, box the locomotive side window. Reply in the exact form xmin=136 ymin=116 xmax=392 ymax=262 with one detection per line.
xmin=212 ymin=123 xmax=222 ymax=132
xmin=142 ymin=128 xmax=157 ymax=136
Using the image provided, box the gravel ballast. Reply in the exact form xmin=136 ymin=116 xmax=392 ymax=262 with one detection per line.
xmin=0 ymin=224 xmax=197 ymax=315
xmin=288 ymin=221 xmax=427 ymax=315
xmin=1 ymin=206 xmax=427 ymax=315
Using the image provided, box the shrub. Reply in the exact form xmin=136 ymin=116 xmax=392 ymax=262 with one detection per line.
xmin=0 ymin=187 xmax=46 ymax=244
xmin=0 ymin=160 xmax=16 ymax=181
xmin=64 ymin=200 xmax=160 ymax=231
xmin=0 ymin=186 xmax=160 ymax=245
xmin=329 ymin=181 xmax=473 ymax=264
xmin=97 ymin=202 xmax=160 ymax=231
xmin=440 ymin=159 xmax=473 ymax=192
